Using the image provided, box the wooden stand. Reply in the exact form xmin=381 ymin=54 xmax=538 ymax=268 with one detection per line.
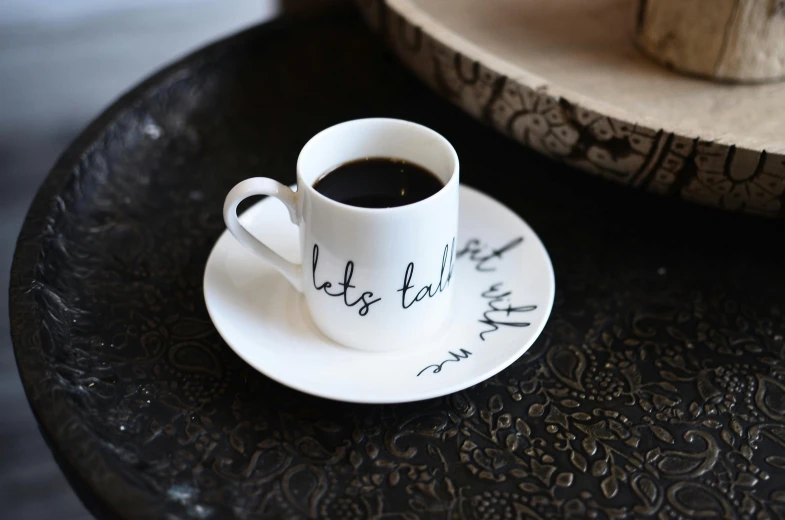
xmin=357 ymin=0 xmax=785 ymax=217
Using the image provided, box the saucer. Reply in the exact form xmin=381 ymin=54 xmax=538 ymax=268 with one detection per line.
xmin=204 ymin=185 xmax=554 ymax=403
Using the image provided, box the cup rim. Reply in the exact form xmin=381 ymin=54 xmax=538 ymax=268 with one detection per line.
xmin=295 ymin=118 xmax=459 ymax=214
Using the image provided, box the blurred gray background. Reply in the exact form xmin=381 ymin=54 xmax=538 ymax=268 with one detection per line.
xmin=0 ymin=1 xmax=281 ymax=517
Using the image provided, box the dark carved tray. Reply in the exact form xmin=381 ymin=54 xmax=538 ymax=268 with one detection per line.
xmin=10 ymin=6 xmax=785 ymax=520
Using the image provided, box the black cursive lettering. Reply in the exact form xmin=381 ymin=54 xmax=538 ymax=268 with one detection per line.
xmin=428 ymin=239 xmax=456 ymax=297
xmin=417 ymin=349 xmax=472 ymax=376
xmin=398 ymin=262 xmax=416 ymax=309
xmin=457 ymin=237 xmax=523 ymax=272
xmin=312 ymin=244 xmax=381 ymax=316
xmin=479 ymin=282 xmax=536 ymax=340
xmin=398 ymin=239 xmax=455 ymax=309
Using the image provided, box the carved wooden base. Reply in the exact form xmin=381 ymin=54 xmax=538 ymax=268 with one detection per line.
xmin=357 ymin=0 xmax=785 ymax=217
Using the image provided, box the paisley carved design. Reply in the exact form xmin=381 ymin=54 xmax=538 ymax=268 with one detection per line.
xmin=667 ymin=482 xmax=735 ymax=519
xmin=281 ymin=464 xmax=328 ymax=518
xmin=654 ymin=431 xmax=719 ymax=478
xmin=756 ymin=375 xmax=785 ymax=421
xmin=546 ymin=345 xmax=586 ymax=391
xmin=168 ymin=342 xmax=222 ymax=377
xmin=631 ymin=472 xmax=662 ymax=516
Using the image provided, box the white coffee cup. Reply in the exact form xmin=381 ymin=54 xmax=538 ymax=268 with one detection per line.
xmin=223 ymin=118 xmax=459 ymax=351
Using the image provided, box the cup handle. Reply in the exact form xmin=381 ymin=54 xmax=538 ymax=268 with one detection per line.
xmin=223 ymin=178 xmax=303 ymax=292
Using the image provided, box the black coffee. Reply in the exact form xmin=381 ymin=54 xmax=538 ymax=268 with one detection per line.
xmin=313 ymin=157 xmax=444 ymax=208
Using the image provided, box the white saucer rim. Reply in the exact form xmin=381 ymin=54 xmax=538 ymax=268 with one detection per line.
xmin=203 ymin=184 xmax=555 ymax=404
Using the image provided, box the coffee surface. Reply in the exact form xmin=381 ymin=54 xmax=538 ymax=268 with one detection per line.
xmin=313 ymin=157 xmax=443 ymax=208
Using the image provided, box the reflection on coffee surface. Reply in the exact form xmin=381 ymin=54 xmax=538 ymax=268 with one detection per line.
xmin=313 ymin=157 xmax=443 ymax=208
